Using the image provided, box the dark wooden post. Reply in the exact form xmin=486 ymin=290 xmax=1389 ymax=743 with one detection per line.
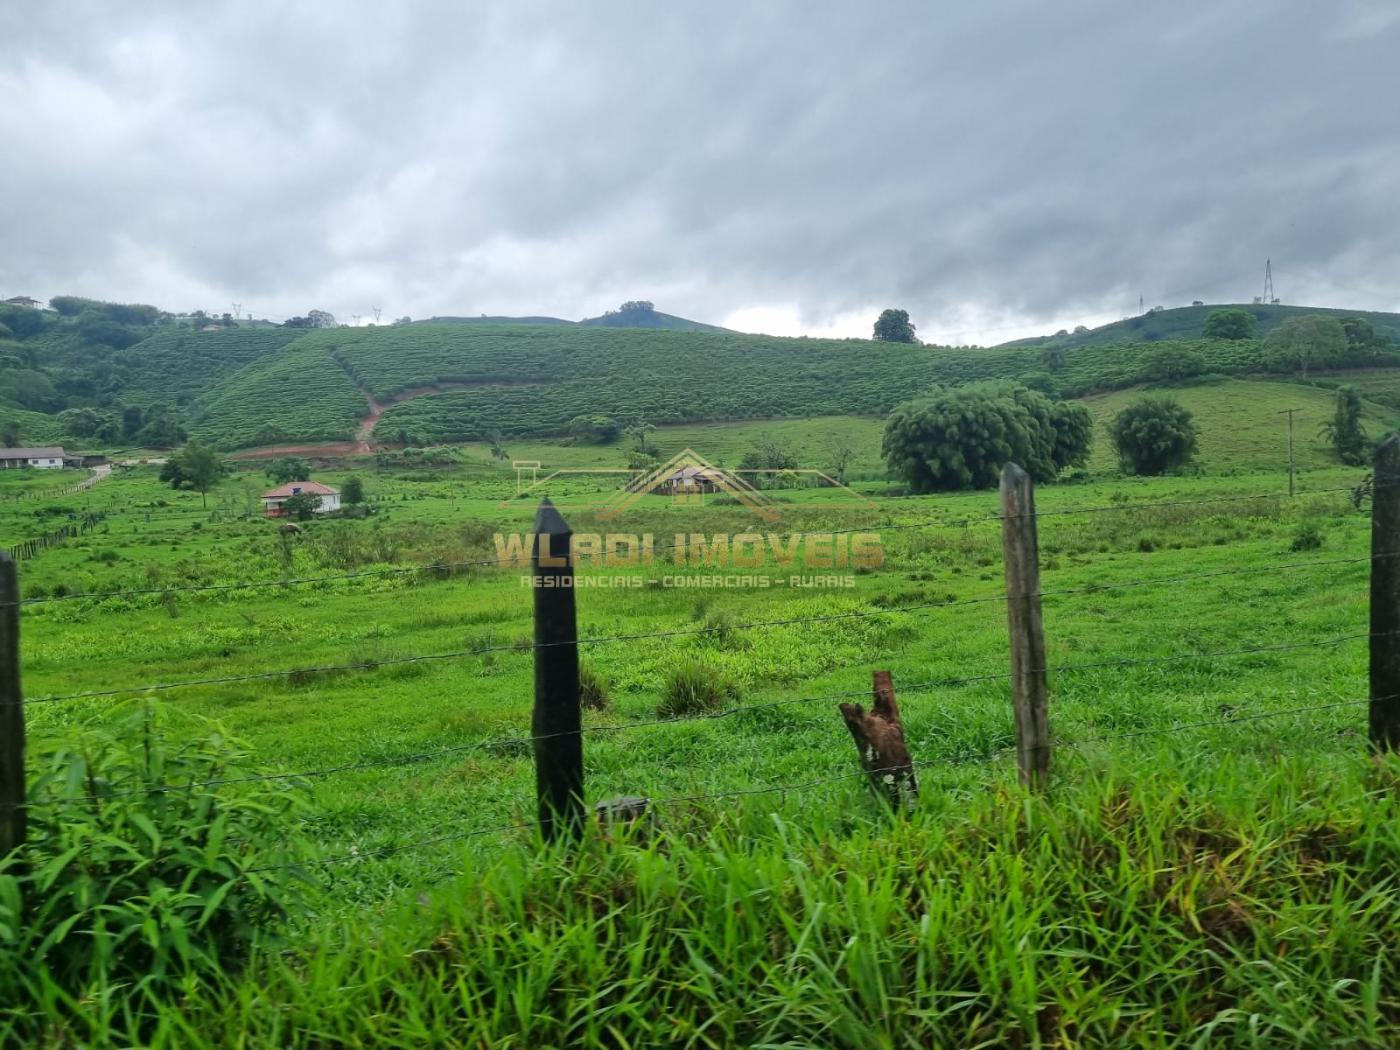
xmin=1370 ymin=435 xmax=1400 ymax=751
xmin=1000 ymin=462 xmax=1050 ymax=789
xmin=839 ymin=670 xmax=918 ymax=810
xmin=532 ymin=498 xmax=584 ymax=840
xmin=0 ymin=552 xmax=24 ymax=860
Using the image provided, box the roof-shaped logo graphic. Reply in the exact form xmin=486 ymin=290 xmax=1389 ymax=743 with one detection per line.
xmin=594 ymin=448 xmax=781 ymax=522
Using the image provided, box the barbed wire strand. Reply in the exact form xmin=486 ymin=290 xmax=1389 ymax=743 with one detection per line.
xmin=25 ymin=550 xmax=1386 ymax=705
xmin=36 ymin=632 xmax=1392 ymax=805
xmin=9 ymin=482 xmax=1370 ymax=609
xmin=249 ymin=694 xmax=1378 ymax=876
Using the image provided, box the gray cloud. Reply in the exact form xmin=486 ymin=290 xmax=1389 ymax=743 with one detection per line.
xmin=3 ymin=0 xmax=1398 ymax=342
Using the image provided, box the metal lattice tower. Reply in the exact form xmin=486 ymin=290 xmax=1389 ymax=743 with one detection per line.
xmin=1264 ymin=259 xmax=1274 ymax=304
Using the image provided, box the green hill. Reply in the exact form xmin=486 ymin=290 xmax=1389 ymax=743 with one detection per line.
xmin=6 ymin=294 xmax=1400 ymax=454
xmin=1001 ymin=303 xmax=1400 ymax=350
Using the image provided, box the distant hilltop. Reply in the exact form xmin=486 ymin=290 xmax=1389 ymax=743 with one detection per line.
xmin=422 ymin=301 xmax=731 ymax=333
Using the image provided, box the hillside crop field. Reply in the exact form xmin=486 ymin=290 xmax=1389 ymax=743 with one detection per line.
xmin=5 ymin=383 xmax=1400 ymax=1045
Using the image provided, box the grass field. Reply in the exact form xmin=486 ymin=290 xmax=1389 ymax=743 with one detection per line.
xmin=4 ymin=382 xmax=1400 ymax=1045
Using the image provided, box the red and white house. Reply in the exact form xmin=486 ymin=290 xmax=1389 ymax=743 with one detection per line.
xmin=260 ymin=481 xmax=341 ymax=517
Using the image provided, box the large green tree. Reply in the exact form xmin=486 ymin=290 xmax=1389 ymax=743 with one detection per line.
xmin=881 ymin=383 xmax=1092 ymax=492
xmin=1109 ymin=398 xmax=1199 ymax=476
xmin=1202 ymin=309 xmax=1256 ymax=341
xmin=1321 ymin=386 xmax=1367 ymax=466
xmin=159 ymin=440 xmax=228 ymax=507
xmin=1267 ymin=315 xmax=1347 ymax=378
xmin=265 ymin=456 xmax=312 ymax=484
xmin=873 ymin=308 xmax=917 ymax=344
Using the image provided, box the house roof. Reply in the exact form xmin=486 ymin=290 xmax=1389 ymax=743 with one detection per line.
xmin=3 ymin=296 xmax=39 ymax=306
xmin=0 ymin=447 xmax=67 ymax=459
xmin=666 ymin=466 xmax=727 ymax=481
xmin=261 ymin=481 xmax=339 ymax=499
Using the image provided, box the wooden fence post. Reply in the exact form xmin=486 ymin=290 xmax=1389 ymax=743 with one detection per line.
xmin=532 ymin=498 xmax=584 ymax=840
xmin=1000 ymin=462 xmax=1051 ymax=789
xmin=839 ymin=670 xmax=918 ymax=810
xmin=0 ymin=552 xmax=24 ymax=861
xmin=1370 ymin=435 xmax=1400 ymax=751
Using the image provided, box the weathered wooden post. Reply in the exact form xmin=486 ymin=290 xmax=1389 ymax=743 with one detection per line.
xmin=0 ymin=552 xmax=24 ymax=861
xmin=839 ymin=670 xmax=918 ymax=810
xmin=1000 ymin=462 xmax=1051 ymax=789
xmin=1370 ymin=435 xmax=1400 ymax=751
xmin=532 ymin=498 xmax=584 ymax=840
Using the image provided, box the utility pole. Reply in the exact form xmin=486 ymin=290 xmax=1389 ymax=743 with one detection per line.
xmin=371 ymin=306 xmax=382 ymax=323
xmin=1281 ymin=408 xmax=1297 ymax=497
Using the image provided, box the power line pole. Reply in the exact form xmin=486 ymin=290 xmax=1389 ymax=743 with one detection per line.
xmin=371 ymin=306 xmax=382 ymax=323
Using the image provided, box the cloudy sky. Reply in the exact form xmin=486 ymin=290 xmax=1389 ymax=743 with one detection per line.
xmin=4 ymin=1 xmax=1399 ymax=344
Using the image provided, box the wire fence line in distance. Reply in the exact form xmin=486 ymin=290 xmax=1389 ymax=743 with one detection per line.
xmin=9 ymin=481 xmax=1370 ymax=610
xmin=25 ymin=550 xmax=1386 ymax=706
xmin=35 ymin=631 xmax=1391 ymax=807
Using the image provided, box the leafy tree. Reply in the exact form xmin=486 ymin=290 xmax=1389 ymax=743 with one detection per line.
xmin=881 ymin=383 xmax=1091 ymax=492
xmin=738 ymin=438 xmax=798 ymax=473
xmin=265 ymin=456 xmax=312 ymax=484
xmin=873 ymin=308 xmax=917 ymax=343
xmin=282 ymin=316 xmax=313 ymax=329
xmin=120 ymin=405 xmax=144 ymax=438
xmin=1040 ymin=346 xmax=1066 ymax=372
xmin=280 ymin=492 xmax=322 ymax=520
xmin=612 ymin=301 xmax=655 ymax=315
xmin=58 ymin=407 xmax=118 ymax=441
xmin=393 ymin=316 xmax=412 ymax=325
xmin=1072 ymin=325 xmax=1089 ymax=335
xmin=6 ymin=369 xmax=58 ymax=411
xmin=1267 ymin=315 xmax=1347 ymax=378
xmin=1340 ymin=317 xmax=1387 ymax=356
xmin=136 ymin=412 xmax=187 ymax=449
xmin=566 ymin=415 xmax=622 ymax=443
xmin=341 ymin=476 xmax=365 ymax=504
xmin=1048 ymin=400 xmax=1094 ymax=471
xmin=1 ymin=419 xmax=20 ymax=446
xmin=1321 ymin=386 xmax=1367 ymax=466
xmin=159 ymin=440 xmax=228 ymax=507
xmin=1202 ymin=309 xmax=1256 ymax=341
xmin=626 ymin=421 xmax=656 ymax=454
xmin=1109 ymin=398 xmax=1199 ymax=475
xmin=0 ymin=303 xmax=47 ymax=338
xmin=1142 ymin=346 xmax=1206 ymax=384
xmin=308 ymin=309 xmax=336 ymax=329
xmin=825 ymin=432 xmax=859 ymax=483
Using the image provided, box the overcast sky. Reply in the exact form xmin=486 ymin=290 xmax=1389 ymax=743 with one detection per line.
xmin=3 ymin=1 xmax=1399 ymax=344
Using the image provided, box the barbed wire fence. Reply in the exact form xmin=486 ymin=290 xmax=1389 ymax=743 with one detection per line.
xmin=3 ymin=451 xmax=1400 ymax=884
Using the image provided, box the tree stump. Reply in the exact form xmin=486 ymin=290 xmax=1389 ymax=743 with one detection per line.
xmin=839 ymin=671 xmax=918 ymax=810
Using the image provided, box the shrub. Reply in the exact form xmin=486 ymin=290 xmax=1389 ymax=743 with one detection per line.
xmin=341 ymin=475 xmax=365 ymax=503
xmin=579 ymin=664 xmax=612 ymax=711
xmin=1142 ymin=346 xmax=1206 ymax=384
xmin=1290 ymin=522 xmax=1324 ymax=552
xmin=1109 ymin=398 xmax=1199 ymax=476
xmin=657 ymin=660 xmax=741 ymax=718
xmin=0 ymin=704 xmax=308 ymax=1031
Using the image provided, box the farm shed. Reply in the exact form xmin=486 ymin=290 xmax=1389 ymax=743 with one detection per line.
xmin=0 ymin=446 xmax=71 ymax=469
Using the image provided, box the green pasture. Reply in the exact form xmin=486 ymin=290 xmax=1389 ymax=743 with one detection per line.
xmin=5 ymin=385 xmax=1400 ymax=1045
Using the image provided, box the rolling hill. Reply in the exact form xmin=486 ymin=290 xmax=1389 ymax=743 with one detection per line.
xmin=5 ymin=295 xmax=1400 ymax=454
xmin=1001 ymin=302 xmax=1400 ymax=350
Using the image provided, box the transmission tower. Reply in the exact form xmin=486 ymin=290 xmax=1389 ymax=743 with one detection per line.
xmin=231 ymin=302 xmax=242 ymax=319
xmin=371 ymin=306 xmax=382 ymax=323
xmin=351 ymin=313 xmax=361 ymax=326
xmin=1264 ymin=259 xmax=1275 ymax=304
